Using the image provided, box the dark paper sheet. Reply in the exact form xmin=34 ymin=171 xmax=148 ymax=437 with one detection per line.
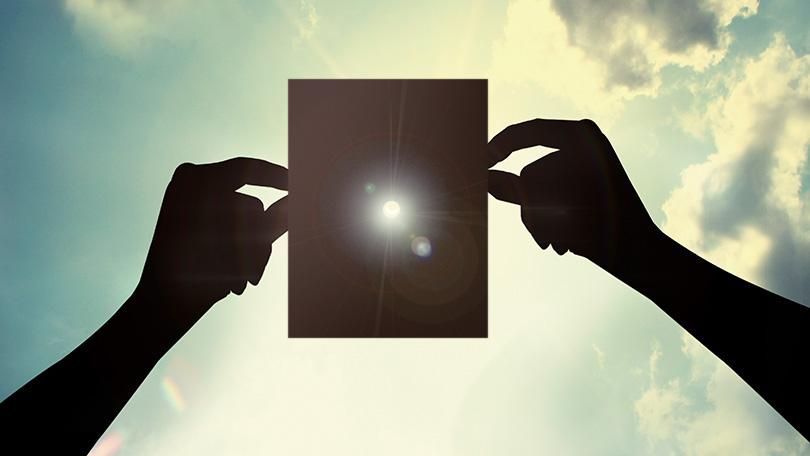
xmin=289 ymin=79 xmax=487 ymax=337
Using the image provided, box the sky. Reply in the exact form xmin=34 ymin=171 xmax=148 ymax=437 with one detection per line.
xmin=1 ymin=0 xmax=809 ymax=454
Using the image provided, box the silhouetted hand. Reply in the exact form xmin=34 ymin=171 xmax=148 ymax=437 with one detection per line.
xmin=0 ymin=157 xmax=290 ymax=455
xmin=487 ymin=118 xmax=658 ymax=273
xmin=137 ymin=157 xmax=288 ymax=340
xmin=488 ymin=117 xmax=810 ymax=441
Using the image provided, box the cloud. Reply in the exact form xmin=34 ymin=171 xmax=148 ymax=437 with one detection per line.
xmin=491 ymin=0 xmax=756 ymax=118
xmin=662 ymin=34 xmax=810 ymax=304
xmin=550 ymin=0 xmax=756 ymax=89
xmin=62 ymin=0 xmax=188 ymax=55
xmin=635 ymin=379 xmax=688 ymax=441
xmin=295 ymin=0 xmax=320 ymax=40
xmin=634 ymin=332 xmax=809 ymax=455
xmin=634 ymin=342 xmax=689 ymax=442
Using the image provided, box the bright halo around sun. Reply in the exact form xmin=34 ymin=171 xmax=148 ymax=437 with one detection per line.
xmin=382 ymin=200 xmax=401 ymax=219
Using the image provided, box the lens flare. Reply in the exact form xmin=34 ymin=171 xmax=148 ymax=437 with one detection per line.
xmin=382 ymin=200 xmax=400 ymax=218
xmin=411 ymin=236 xmax=432 ymax=257
xmin=88 ymin=431 xmax=124 ymax=456
xmin=161 ymin=376 xmax=186 ymax=412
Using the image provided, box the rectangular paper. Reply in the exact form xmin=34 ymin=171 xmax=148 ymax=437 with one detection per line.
xmin=289 ymin=79 xmax=487 ymax=337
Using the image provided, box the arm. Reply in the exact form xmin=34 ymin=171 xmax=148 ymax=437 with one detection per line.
xmin=0 ymin=289 xmax=179 ymax=453
xmin=615 ymin=228 xmax=809 ymax=439
xmin=0 ymin=158 xmax=289 ymax=455
xmin=487 ymin=118 xmax=810 ymax=440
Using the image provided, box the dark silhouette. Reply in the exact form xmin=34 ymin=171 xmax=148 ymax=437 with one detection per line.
xmin=0 ymin=158 xmax=289 ymax=455
xmin=488 ymin=118 xmax=809 ymax=441
xmin=1 ymin=119 xmax=807 ymax=454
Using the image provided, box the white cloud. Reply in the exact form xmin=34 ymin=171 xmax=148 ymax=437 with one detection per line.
xmin=491 ymin=0 xmax=756 ymax=118
xmin=635 ymin=342 xmax=689 ymax=442
xmin=635 ymin=379 xmax=688 ymax=441
xmin=491 ymin=0 xmax=627 ymax=118
xmin=295 ymin=0 xmax=319 ymax=40
xmin=662 ymin=34 xmax=810 ymax=303
xmin=551 ymin=0 xmax=756 ymax=88
xmin=62 ymin=0 xmax=188 ymax=55
xmin=634 ymin=332 xmax=809 ymax=455
xmin=653 ymin=37 xmax=810 ymax=448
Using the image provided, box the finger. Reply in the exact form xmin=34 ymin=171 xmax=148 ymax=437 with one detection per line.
xmin=248 ymin=245 xmax=271 ymax=286
xmin=488 ymin=170 xmax=523 ymax=205
xmin=525 ymin=220 xmax=552 ymax=251
xmin=264 ymin=195 xmax=289 ymax=243
xmin=552 ymin=243 xmax=568 ymax=255
xmin=488 ymin=118 xmax=585 ymax=167
xmin=230 ymin=193 xmax=268 ymax=287
xmin=248 ymin=196 xmax=289 ymax=286
xmin=195 ymin=157 xmax=288 ymax=190
xmin=231 ymin=280 xmax=248 ymax=295
xmin=521 ymin=207 xmax=551 ymax=250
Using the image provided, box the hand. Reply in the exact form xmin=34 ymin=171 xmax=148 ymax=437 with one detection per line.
xmin=0 ymin=158 xmax=288 ymax=455
xmin=487 ymin=119 xmax=659 ymax=273
xmin=136 ymin=157 xmax=288 ymax=337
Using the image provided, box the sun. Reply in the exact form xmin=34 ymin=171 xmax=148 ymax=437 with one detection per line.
xmin=382 ymin=200 xmax=401 ymax=219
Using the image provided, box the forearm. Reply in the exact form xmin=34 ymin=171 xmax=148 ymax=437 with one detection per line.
xmin=606 ymin=228 xmax=809 ymax=438
xmin=0 ymin=290 xmax=174 ymax=454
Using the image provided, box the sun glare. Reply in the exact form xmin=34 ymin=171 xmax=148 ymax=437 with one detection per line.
xmin=383 ymin=200 xmax=401 ymax=219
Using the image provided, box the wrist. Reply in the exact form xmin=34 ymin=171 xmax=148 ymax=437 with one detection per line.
xmin=116 ymin=285 xmax=180 ymax=359
xmin=596 ymin=223 xmax=674 ymax=285
xmin=130 ymin=274 xmax=219 ymax=351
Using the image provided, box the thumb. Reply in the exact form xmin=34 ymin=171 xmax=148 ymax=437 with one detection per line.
xmin=264 ymin=195 xmax=289 ymax=243
xmin=488 ymin=170 xmax=523 ymax=205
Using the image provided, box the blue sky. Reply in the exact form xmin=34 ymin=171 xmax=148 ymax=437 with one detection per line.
xmin=1 ymin=0 xmax=809 ymax=454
